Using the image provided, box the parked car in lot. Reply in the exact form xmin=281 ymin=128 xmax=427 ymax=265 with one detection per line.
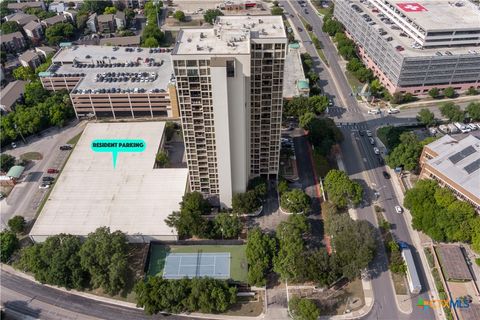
xmin=366 ymin=130 xmax=372 ymax=137
xmin=382 ymin=171 xmax=391 ymax=179
xmin=359 ymin=130 xmax=365 ymax=136
xmin=369 ymin=137 xmax=375 ymax=145
xmin=368 ymin=108 xmax=381 ymax=115
xmin=47 ymin=168 xmax=59 ymax=174
xmin=39 ymin=184 xmax=50 ymax=189
xmin=11 ymin=142 xmax=17 ymax=149
xmin=387 ymin=108 xmax=399 ymax=114
xmin=59 ymin=145 xmax=72 ymax=150
xmin=42 ymin=176 xmax=55 ymax=182
xmin=373 ymin=147 xmax=380 ymax=155
xmin=395 ymin=205 xmax=403 ymax=214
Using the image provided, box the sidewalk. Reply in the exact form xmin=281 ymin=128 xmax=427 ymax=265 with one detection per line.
xmin=398 ymin=95 xmax=480 ymax=110
xmin=0 ymin=264 xmax=265 ymax=320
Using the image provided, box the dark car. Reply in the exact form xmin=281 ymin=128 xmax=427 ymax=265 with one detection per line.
xmin=42 ymin=176 xmax=55 ymax=182
xmin=60 ymin=145 xmax=72 ymax=150
xmin=359 ymin=130 xmax=365 ymax=136
xmin=382 ymin=171 xmax=390 ymax=179
xmin=378 ymin=157 xmax=384 ymax=165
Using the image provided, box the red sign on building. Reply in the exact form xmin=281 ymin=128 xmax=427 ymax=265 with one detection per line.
xmin=396 ymin=3 xmax=428 ymax=12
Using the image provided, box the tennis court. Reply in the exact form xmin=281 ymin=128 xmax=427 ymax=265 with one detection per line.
xmin=163 ymin=252 xmax=230 ymax=279
xmin=148 ymin=244 xmax=248 ymax=283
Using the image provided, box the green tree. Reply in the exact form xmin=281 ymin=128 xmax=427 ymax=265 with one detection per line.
xmin=390 ymin=92 xmax=404 ymax=104
xmin=17 ymin=234 xmax=88 ymax=289
xmin=324 ymin=169 xmax=363 ymax=208
xmin=271 ymin=6 xmax=284 ymax=15
xmin=45 ymin=22 xmax=75 ymax=45
xmin=466 ymin=87 xmax=478 ymax=96
xmin=180 ymin=192 xmax=211 ymax=215
xmin=0 ymin=154 xmax=16 ymax=172
xmin=289 ymin=296 xmax=320 ymax=320
xmin=142 ymin=24 xmax=164 ymax=44
xmin=443 ymin=87 xmax=455 ymax=98
xmin=76 ymin=13 xmax=89 ymax=30
xmin=246 ymin=227 xmax=276 ymax=286
xmin=79 ymin=227 xmax=128 ymax=295
xmin=308 ymin=118 xmax=343 ymax=156
xmin=309 ymin=95 xmax=328 ymax=114
xmin=386 ymin=132 xmax=423 ymax=171
xmin=0 ymin=1 xmax=12 ymax=20
xmin=213 ymin=213 xmax=242 ymax=239
xmin=80 ymin=0 xmax=112 ymax=14
xmin=13 ymin=66 xmax=36 ymax=81
xmin=203 ymin=9 xmax=223 ymax=24
xmin=440 ymin=102 xmax=464 ymax=122
xmin=280 ymin=189 xmax=311 ymax=214
xmin=143 ymin=36 xmax=159 ymax=47
xmin=274 ymin=214 xmax=309 ymax=281
xmin=165 ymin=121 xmax=176 ymax=141
xmin=326 ymin=213 xmax=376 ymax=279
xmin=232 ymin=190 xmax=261 ymax=214
xmin=388 ymin=241 xmax=407 ymax=274
xmin=165 ymin=192 xmax=210 ymax=238
xmin=247 ymin=176 xmax=268 ymax=199
xmin=104 ymin=6 xmax=117 ymax=14
xmin=417 ymin=108 xmax=435 ymax=126
xmin=8 ymin=216 xmax=26 ymax=234
xmin=24 ymin=80 xmax=49 ymax=105
xmin=466 ymin=102 xmax=480 ymax=121
xmin=155 ymin=150 xmax=169 ymax=167
xmin=0 ymin=21 xmax=20 ymax=34
xmin=173 ymin=10 xmax=186 ymax=21
xmin=0 ymin=231 xmax=18 ymax=263
xmin=322 ymin=17 xmax=344 ymax=36
xmin=428 ymin=87 xmax=439 ymax=98
xmin=278 ymin=178 xmax=289 ymax=195
xmin=299 ymin=111 xmax=316 ymax=129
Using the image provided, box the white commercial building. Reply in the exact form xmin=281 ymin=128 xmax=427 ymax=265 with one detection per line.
xmin=30 ymin=122 xmax=188 ymax=243
xmin=172 ymin=15 xmax=287 ymax=207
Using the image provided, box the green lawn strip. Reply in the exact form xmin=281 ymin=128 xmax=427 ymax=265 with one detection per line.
xmin=148 ymin=244 xmax=248 ymax=283
xmin=67 ymin=132 xmax=83 ymax=145
xmin=20 ymin=152 xmax=43 ymax=161
xmin=297 ymin=16 xmax=329 ymax=66
xmin=311 ymin=2 xmax=331 ymax=16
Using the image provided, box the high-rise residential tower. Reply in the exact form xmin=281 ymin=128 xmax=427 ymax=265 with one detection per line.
xmin=172 ymin=15 xmax=287 ymax=207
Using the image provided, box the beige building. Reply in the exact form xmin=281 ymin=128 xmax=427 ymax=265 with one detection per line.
xmin=419 ymin=134 xmax=480 ymax=211
xmin=172 ymin=15 xmax=287 ymax=207
xmin=19 ymin=50 xmax=43 ymax=69
xmin=0 ymin=80 xmax=27 ymax=113
xmin=23 ymin=20 xmax=43 ymax=41
xmin=39 ymin=44 xmax=179 ymax=119
xmin=0 ymin=31 xmax=27 ymax=53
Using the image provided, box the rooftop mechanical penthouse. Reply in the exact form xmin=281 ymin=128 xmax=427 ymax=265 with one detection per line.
xmin=334 ymin=0 xmax=480 ymax=94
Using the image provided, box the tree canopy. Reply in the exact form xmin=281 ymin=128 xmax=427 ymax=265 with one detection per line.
xmin=0 ymin=21 xmax=20 ymax=34
xmin=0 ymin=231 xmax=18 ymax=263
xmin=80 ymin=0 xmax=112 ymax=14
xmin=466 ymin=102 xmax=480 ymax=121
xmin=443 ymin=87 xmax=455 ymax=98
xmin=289 ymin=297 xmax=320 ymax=320
xmin=386 ymin=132 xmax=434 ymax=172
xmin=13 ymin=66 xmax=36 ymax=81
xmin=324 ymin=169 xmax=363 ymax=208
xmin=8 ymin=216 xmax=26 ymax=234
xmin=134 ymin=277 xmax=237 ymax=315
xmin=440 ymin=102 xmax=464 ymax=122
xmin=0 ymin=154 xmax=16 ymax=173
xmin=213 ymin=213 xmax=242 ymax=239
xmin=308 ymin=118 xmax=343 ymax=156
xmin=428 ymin=87 xmax=439 ymax=98
xmin=417 ymin=108 xmax=436 ymax=126
xmin=232 ymin=190 xmax=261 ymax=214
xmin=246 ymin=227 xmax=276 ymax=286
xmin=247 ymin=176 xmax=268 ymax=199
xmin=45 ymin=22 xmax=75 ymax=45
xmin=203 ymin=9 xmax=223 ymax=24
xmin=280 ymin=189 xmax=311 ymax=214
xmin=173 ymin=10 xmax=186 ymax=21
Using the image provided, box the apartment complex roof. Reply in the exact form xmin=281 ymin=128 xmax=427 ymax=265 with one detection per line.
xmin=23 ymin=20 xmax=42 ymax=31
xmin=437 ymin=245 xmax=472 ymax=281
xmin=0 ymin=31 xmax=25 ymax=43
xmin=283 ymin=47 xmax=309 ymax=99
xmin=424 ymin=134 xmax=480 ymax=200
xmin=97 ymin=14 xmax=114 ymax=23
xmin=30 ymin=122 xmax=188 ymax=241
xmin=35 ymin=46 xmax=56 ymax=57
xmin=0 ymin=80 xmax=27 ymax=112
xmin=41 ymin=14 xmax=66 ymax=26
xmin=387 ymin=0 xmax=480 ymax=32
xmin=99 ymin=35 xmax=141 ymax=46
xmin=6 ymin=12 xmax=37 ymax=25
xmin=19 ymin=50 xmax=40 ymax=63
xmin=174 ymin=15 xmax=286 ymax=55
xmin=46 ymin=45 xmax=173 ymax=91
xmin=7 ymin=1 xmax=43 ymax=10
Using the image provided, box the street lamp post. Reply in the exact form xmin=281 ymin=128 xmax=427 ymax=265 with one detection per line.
xmin=13 ymin=123 xmax=27 ymax=144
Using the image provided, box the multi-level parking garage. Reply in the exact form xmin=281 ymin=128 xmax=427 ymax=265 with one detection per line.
xmin=334 ymin=0 xmax=480 ymax=94
xmin=39 ymin=45 xmax=180 ymax=119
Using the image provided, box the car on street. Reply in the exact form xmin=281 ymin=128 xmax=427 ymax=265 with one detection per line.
xmin=366 ymin=130 xmax=372 ymax=137
xmin=368 ymin=108 xmax=381 ymax=115
xmin=395 ymin=205 xmax=403 ymax=214
xmin=382 ymin=171 xmax=391 ymax=179
xmin=59 ymin=145 xmax=72 ymax=150
xmin=39 ymin=184 xmax=50 ymax=189
xmin=328 ymin=100 xmax=333 ymax=106
xmin=304 ymin=9 xmax=309 ymax=14
xmin=377 ymin=157 xmax=384 ymax=165
xmin=373 ymin=147 xmax=380 ymax=155
xmin=47 ymin=168 xmax=59 ymax=174
xmin=359 ymin=130 xmax=364 ymax=136
xmin=369 ymin=137 xmax=375 ymax=145
xmin=11 ymin=142 xmax=17 ymax=149
xmin=297 ymin=27 xmax=303 ymax=32
xmin=42 ymin=176 xmax=55 ymax=182
xmin=387 ymin=108 xmax=399 ymax=114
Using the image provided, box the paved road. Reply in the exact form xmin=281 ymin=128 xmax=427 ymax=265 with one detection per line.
xmin=0 ymin=121 xmax=86 ymax=230
xmin=0 ymin=268 xmax=195 ymax=320
xmin=282 ymin=1 xmax=437 ymax=319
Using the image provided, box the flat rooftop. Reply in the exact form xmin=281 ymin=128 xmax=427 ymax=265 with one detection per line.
xmin=437 ymin=245 xmax=472 ymax=281
xmin=283 ymin=47 xmax=308 ymax=99
xmin=30 ymin=122 xmax=188 ymax=241
xmin=352 ymin=0 xmax=480 ymax=57
xmin=173 ymin=15 xmax=286 ymax=55
xmin=387 ymin=0 xmax=480 ymax=32
xmin=47 ymin=45 xmax=174 ymax=91
xmin=425 ymin=134 xmax=480 ymax=201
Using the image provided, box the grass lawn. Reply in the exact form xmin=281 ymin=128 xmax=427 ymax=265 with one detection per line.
xmin=312 ymin=152 xmax=330 ymax=177
xmin=344 ymin=70 xmax=363 ymax=93
xmin=297 ymin=16 xmax=329 ymax=66
xmin=20 ymin=152 xmax=43 ymax=160
xmin=391 ymin=272 xmax=408 ymax=295
xmin=148 ymin=244 xmax=248 ymax=283
xmin=224 ymin=293 xmax=264 ymax=317
xmin=67 ymin=132 xmax=82 ymax=145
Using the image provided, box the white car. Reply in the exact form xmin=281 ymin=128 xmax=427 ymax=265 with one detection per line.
xmin=39 ymin=184 xmax=50 ymax=189
xmin=11 ymin=142 xmax=16 ymax=149
xmin=467 ymin=123 xmax=477 ymax=131
xmin=369 ymin=137 xmax=375 ymax=145
xmin=395 ymin=206 xmax=403 ymax=214
xmin=387 ymin=108 xmax=399 ymax=114
xmin=368 ymin=108 xmax=381 ymax=115
xmin=373 ymin=147 xmax=380 ymax=155
xmin=366 ymin=130 xmax=372 ymax=137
